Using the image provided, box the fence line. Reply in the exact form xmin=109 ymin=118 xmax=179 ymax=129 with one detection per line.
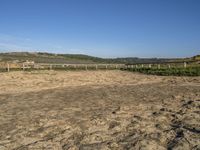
xmin=0 ymin=63 xmax=126 ymax=72
xmin=126 ymin=61 xmax=199 ymax=69
xmin=0 ymin=61 xmax=199 ymax=72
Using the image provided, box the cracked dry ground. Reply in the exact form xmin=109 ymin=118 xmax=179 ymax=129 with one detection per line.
xmin=0 ymin=71 xmax=200 ymax=150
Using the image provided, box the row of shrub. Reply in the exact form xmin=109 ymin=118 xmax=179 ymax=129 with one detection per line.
xmin=123 ymin=67 xmax=200 ymax=76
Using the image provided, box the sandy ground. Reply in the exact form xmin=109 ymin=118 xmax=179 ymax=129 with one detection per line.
xmin=0 ymin=70 xmax=200 ymax=150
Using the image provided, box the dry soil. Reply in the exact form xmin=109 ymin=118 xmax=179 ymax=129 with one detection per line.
xmin=0 ymin=70 xmax=200 ymax=150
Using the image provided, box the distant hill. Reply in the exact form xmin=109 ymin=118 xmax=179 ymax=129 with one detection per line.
xmin=0 ymin=52 xmax=103 ymax=64
xmin=0 ymin=52 xmax=198 ymax=64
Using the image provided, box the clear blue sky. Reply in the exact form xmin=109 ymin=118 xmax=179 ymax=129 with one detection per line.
xmin=0 ymin=0 xmax=199 ymax=58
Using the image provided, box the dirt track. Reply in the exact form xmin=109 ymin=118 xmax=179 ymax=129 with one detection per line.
xmin=0 ymin=70 xmax=200 ymax=150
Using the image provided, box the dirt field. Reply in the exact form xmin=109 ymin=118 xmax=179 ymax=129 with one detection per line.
xmin=0 ymin=70 xmax=200 ymax=150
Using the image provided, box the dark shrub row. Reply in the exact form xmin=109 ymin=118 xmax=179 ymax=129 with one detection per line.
xmin=123 ymin=67 xmax=200 ymax=76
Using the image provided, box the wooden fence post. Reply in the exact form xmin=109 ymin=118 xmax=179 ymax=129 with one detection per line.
xmin=7 ymin=63 xmax=10 ymax=72
xmin=184 ymin=62 xmax=187 ymax=68
xmin=158 ymin=64 xmax=161 ymax=69
xmin=23 ymin=63 xmax=25 ymax=71
xmin=149 ymin=64 xmax=151 ymax=68
xmin=96 ymin=65 xmax=98 ymax=70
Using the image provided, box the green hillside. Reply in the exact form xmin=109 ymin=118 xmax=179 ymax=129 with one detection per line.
xmin=0 ymin=52 xmax=198 ymax=64
xmin=0 ymin=52 xmax=103 ymax=64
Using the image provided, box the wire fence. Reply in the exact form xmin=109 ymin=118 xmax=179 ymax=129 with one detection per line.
xmin=0 ymin=61 xmax=199 ymax=73
xmin=0 ymin=62 xmax=126 ymax=72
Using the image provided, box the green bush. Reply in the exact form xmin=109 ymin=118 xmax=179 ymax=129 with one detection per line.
xmin=124 ymin=67 xmax=200 ymax=76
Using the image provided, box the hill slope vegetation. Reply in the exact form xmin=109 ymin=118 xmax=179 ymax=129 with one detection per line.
xmin=0 ymin=52 xmax=187 ymax=64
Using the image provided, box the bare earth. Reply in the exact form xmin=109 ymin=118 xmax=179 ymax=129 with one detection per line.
xmin=0 ymin=70 xmax=200 ymax=150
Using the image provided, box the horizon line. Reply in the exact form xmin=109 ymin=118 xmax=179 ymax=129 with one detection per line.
xmin=0 ymin=50 xmax=199 ymax=59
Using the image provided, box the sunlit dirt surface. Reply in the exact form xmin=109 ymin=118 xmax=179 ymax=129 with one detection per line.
xmin=0 ymin=70 xmax=200 ymax=150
